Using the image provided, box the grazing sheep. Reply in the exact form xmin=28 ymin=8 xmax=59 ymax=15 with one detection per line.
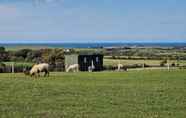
xmin=117 ymin=64 xmax=128 ymax=72
xmin=30 ymin=63 xmax=49 ymax=77
xmin=66 ymin=64 xmax=79 ymax=72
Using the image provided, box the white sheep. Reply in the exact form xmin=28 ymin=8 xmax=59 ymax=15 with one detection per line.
xmin=66 ymin=64 xmax=79 ymax=72
xmin=30 ymin=63 xmax=49 ymax=77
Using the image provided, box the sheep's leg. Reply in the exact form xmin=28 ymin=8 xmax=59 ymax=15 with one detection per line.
xmin=44 ymin=71 xmax=49 ymax=77
xmin=34 ymin=73 xmax=38 ymax=79
xmin=47 ymin=71 xmax=49 ymax=77
xmin=37 ymin=69 xmax=40 ymax=77
xmin=46 ymin=70 xmax=49 ymax=77
xmin=43 ymin=70 xmax=47 ymax=77
xmin=118 ymin=67 xmax=120 ymax=71
xmin=38 ymin=72 xmax=40 ymax=77
xmin=66 ymin=68 xmax=69 ymax=72
xmin=35 ymin=73 xmax=39 ymax=78
xmin=43 ymin=69 xmax=49 ymax=77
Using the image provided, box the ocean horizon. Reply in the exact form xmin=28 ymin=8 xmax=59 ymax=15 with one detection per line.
xmin=0 ymin=42 xmax=186 ymax=48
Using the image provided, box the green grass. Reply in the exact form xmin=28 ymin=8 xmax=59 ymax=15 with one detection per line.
xmin=3 ymin=62 xmax=34 ymax=67
xmin=104 ymin=59 xmax=186 ymax=66
xmin=5 ymin=46 xmax=53 ymax=51
xmin=0 ymin=70 xmax=186 ymax=118
xmin=104 ymin=59 xmax=162 ymax=66
xmin=5 ymin=46 xmax=98 ymax=51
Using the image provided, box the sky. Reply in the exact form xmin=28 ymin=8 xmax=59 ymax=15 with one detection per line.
xmin=0 ymin=0 xmax=186 ymax=43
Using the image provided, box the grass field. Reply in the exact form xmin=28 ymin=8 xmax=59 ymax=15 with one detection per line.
xmin=5 ymin=46 xmax=53 ymax=51
xmin=104 ymin=59 xmax=186 ymax=66
xmin=4 ymin=62 xmax=34 ymax=67
xmin=104 ymin=59 xmax=162 ymax=66
xmin=0 ymin=70 xmax=186 ymax=118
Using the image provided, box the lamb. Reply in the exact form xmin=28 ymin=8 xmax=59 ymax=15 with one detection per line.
xmin=30 ymin=63 xmax=49 ymax=77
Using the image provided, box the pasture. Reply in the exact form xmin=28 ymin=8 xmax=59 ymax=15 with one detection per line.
xmin=0 ymin=70 xmax=186 ymax=118
xmin=104 ymin=59 xmax=186 ymax=66
xmin=4 ymin=62 xmax=34 ymax=67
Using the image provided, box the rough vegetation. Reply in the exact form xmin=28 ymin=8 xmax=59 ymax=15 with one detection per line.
xmin=0 ymin=47 xmax=65 ymax=72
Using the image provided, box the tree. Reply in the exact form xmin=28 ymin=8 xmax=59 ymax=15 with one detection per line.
xmin=26 ymin=50 xmax=42 ymax=62
xmin=0 ymin=47 xmax=9 ymax=61
xmin=15 ymin=49 xmax=32 ymax=59
xmin=0 ymin=47 xmax=5 ymax=53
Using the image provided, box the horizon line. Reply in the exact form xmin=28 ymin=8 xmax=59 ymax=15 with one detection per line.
xmin=0 ymin=41 xmax=186 ymax=44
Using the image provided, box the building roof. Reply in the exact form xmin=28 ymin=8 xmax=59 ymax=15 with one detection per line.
xmin=65 ymin=52 xmax=103 ymax=56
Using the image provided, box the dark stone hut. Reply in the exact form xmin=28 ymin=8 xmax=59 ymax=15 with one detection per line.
xmin=65 ymin=53 xmax=103 ymax=72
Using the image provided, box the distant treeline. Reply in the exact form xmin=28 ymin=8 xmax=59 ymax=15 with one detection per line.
xmin=0 ymin=47 xmax=66 ymax=63
xmin=1 ymin=46 xmax=186 ymax=62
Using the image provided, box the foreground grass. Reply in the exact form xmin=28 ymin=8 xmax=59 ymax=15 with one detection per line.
xmin=0 ymin=70 xmax=186 ymax=118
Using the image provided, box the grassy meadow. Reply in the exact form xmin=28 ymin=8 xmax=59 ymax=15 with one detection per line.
xmin=5 ymin=46 xmax=52 ymax=51
xmin=104 ymin=59 xmax=162 ymax=66
xmin=4 ymin=62 xmax=34 ymax=67
xmin=0 ymin=70 xmax=186 ymax=118
xmin=104 ymin=58 xmax=186 ymax=66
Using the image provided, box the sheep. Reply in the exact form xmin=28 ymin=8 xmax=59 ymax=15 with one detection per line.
xmin=66 ymin=64 xmax=79 ymax=72
xmin=117 ymin=63 xmax=128 ymax=72
xmin=30 ymin=63 xmax=49 ymax=77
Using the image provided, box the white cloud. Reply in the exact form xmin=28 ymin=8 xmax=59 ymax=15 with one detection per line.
xmin=33 ymin=0 xmax=64 ymax=6
xmin=0 ymin=5 xmax=18 ymax=15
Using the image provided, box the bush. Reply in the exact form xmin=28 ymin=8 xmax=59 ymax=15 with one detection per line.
xmin=171 ymin=62 xmax=176 ymax=67
xmin=14 ymin=49 xmax=32 ymax=59
xmin=0 ymin=63 xmax=6 ymax=73
xmin=144 ymin=63 xmax=150 ymax=67
xmin=160 ymin=60 xmax=167 ymax=67
xmin=103 ymin=65 xmax=117 ymax=71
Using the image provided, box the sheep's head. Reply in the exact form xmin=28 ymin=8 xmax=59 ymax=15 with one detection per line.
xmin=23 ymin=68 xmax=30 ymax=76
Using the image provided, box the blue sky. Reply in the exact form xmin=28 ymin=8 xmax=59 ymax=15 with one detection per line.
xmin=0 ymin=0 xmax=186 ymax=43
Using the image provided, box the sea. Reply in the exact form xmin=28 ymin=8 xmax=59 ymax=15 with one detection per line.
xmin=0 ymin=42 xmax=186 ymax=49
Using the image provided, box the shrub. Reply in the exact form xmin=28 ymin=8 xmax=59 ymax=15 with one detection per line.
xmin=171 ymin=62 xmax=176 ymax=67
xmin=103 ymin=65 xmax=117 ymax=71
xmin=160 ymin=60 xmax=167 ymax=67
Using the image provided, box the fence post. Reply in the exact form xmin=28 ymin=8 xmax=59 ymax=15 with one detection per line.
xmin=167 ymin=60 xmax=170 ymax=71
xmin=11 ymin=62 xmax=15 ymax=73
